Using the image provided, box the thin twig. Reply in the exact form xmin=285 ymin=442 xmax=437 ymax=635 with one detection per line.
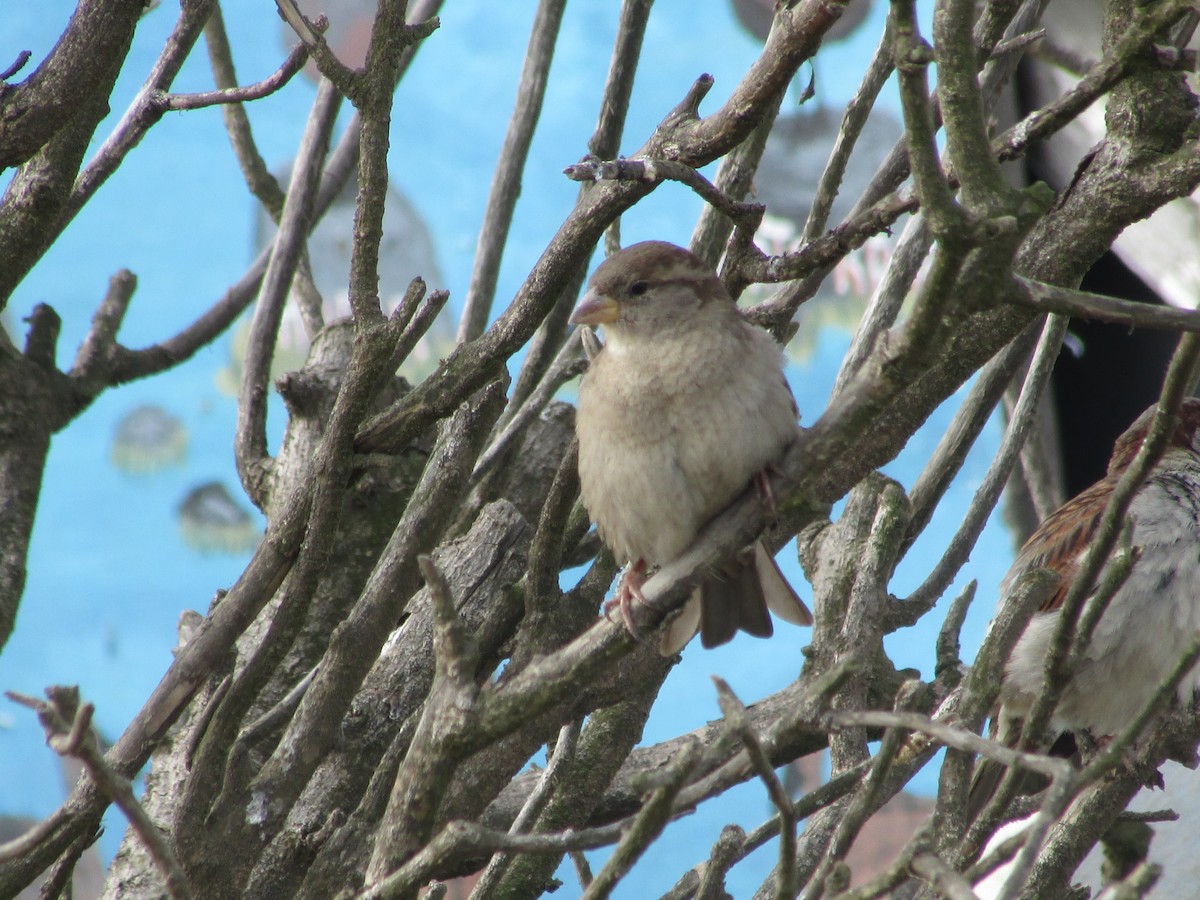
xmin=389 ymin=284 xmax=451 ymax=374
xmin=691 ymin=101 xmax=781 ymax=270
xmin=272 ymin=1 xmax=356 ymax=97
xmin=802 ymin=22 xmax=895 ymax=242
xmin=500 ymin=0 xmax=652 ymax=413
xmin=932 ymin=0 xmax=1012 ymax=212
xmin=356 ymin=818 xmax=628 ymax=899
xmin=202 ymin=5 xmax=287 ymax=217
xmin=523 ymin=441 xmax=582 ymax=614
xmin=904 ymin=321 xmax=1041 ymax=546
xmin=1004 ymin=384 xmax=1064 ymax=525
xmin=936 ymin=580 xmax=977 ymax=677
xmin=158 ymin=42 xmax=308 ymax=110
xmin=235 ymin=665 xmax=317 ymax=746
xmin=830 ymin=213 xmax=930 ymax=397
xmin=964 ymin=825 xmax=1026 ymax=883
xmin=990 ymin=28 xmax=1046 ymax=60
xmin=690 ymin=824 xmax=746 ymax=900
xmin=234 ymin=78 xmax=342 ymax=507
xmin=366 ymin=552 xmax=482 ymax=883
xmin=896 ymin=314 xmax=1066 ymax=626
xmin=571 ymin=848 xmax=595 ymax=889
xmin=69 ymin=269 xmax=138 ymax=385
xmin=563 ymin=157 xmax=765 ymax=231
xmin=807 ymin=693 xmax=920 ymax=899
xmin=1033 ymin=37 xmax=1095 ymax=77
xmin=7 ymin=688 xmax=195 ymax=900
xmin=472 ymin=333 xmax=586 ymax=482
xmin=1013 ymin=275 xmax=1200 ymax=331
xmin=68 ymin=0 xmax=217 ymax=219
xmin=1117 ymin=809 xmax=1180 ymax=825
xmin=993 ymin=0 xmax=1197 ymax=165
xmin=0 ymin=49 xmax=31 ymax=81
xmin=661 ymin=761 xmax=874 ymax=900
xmin=826 ymin=709 xmax=1073 ymax=785
xmin=989 ymin=764 xmax=1076 ymax=900
xmin=714 ymin=679 xmax=797 ymax=900
xmin=0 ymin=807 xmax=70 ymax=863
xmin=891 ymin=0 xmax=966 ymax=235
xmin=580 ymin=740 xmax=701 ymax=900
xmin=457 ymin=0 xmax=569 ymax=343
xmin=467 ymin=719 xmax=582 ymax=899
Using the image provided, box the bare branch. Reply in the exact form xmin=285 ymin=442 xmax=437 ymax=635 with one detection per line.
xmin=67 ymin=0 xmax=218 ymax=218
xmin=714 ymin=678 xmax=797 ymax=900
xmin=563 ymin=157 xmax=765 ymax=232
xmin=8 ymin=687 xmax=194 ymax=900
xmin=0 ymin=808 xmax=70 ymax=864
xmin=994 ymin=0 xmax=1199 ymax=165
xmin=472 ymin=333 xmax=586 ymax=483
xmin=802 ymin=24 xmax=895 ymax=242
xmin=827 ymin=710 xmax=1073 ymax=786
xmin=251 ymin=381 xmax=507 ymax=840
xmin=202 ymin=5 xmax=287 ymax=216
xmin=896 ymin=314 xmax=1067 ymax=626
xmin=272 ymin=2 xmax=356 ymax=96
xmin=457 ymin=0 xmax=568 ymax=344
xmin=502 ymin=0 xmax=653 ymax=413
xmin=581 ymin=740 xmax=701 ymax=899
xmin=159 ymin=42 xmax=308 ymax=110
xmin=1013 ymin=276 xmax=1200 ymax=331
xmin=0 ymin=0 xmax=143 ymax=170
xmin=235 ymin=78 xmax=342 ymax=507
xmin=0 ymin=50 xmax=32 ymax=83
xmin=891 ymin=0 xmax=965 ymax=236
xmin=69 ymin=268 xmax=138 ymax=386
xmin=468 ymin=720 xmax=582 ymax=899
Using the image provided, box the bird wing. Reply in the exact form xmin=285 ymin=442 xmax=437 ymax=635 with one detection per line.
xmin=1011 ymin=476 xmax=1115 ymax=613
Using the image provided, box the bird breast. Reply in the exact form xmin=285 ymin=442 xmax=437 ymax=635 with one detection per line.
xmin=576 ymin=320 xmax=797 ymax=567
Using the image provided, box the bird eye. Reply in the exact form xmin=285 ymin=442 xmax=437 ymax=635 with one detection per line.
xmin=628 ymin=280 xmax=648 ymax=297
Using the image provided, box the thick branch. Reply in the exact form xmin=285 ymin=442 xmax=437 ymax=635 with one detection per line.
xmin=0 ymin=0 xmax=145 ymax=170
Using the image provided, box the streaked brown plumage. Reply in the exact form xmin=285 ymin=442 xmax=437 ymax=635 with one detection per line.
xmin=970 ymin=398 xmax=1200 ymax=815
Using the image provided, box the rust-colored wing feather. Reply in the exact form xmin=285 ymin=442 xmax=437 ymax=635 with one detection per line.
xmin=1012 ymin=475 xmax=1117 ymax=613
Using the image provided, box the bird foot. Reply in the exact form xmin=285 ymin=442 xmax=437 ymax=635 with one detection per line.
xmin=754 ymin=464 xmax=785 ymax=520
xmin=1122 ymin=754 xmax=1166 ymax=791
xmin=604 ymin=561 xmax=648 ymax=637
xmin=1088 ymin=735 xmax=1165 ymax=790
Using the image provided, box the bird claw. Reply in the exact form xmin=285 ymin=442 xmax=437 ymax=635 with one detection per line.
xmin=605 ymin=561 xmax=648 ymax=637
xmin=754 ymin=464 xmax=785 ymax=520
xmin=1122 ymin=754 xmax=1166 ymax=790
xmin=1088 ymin=735 xmax=1165 ymax=790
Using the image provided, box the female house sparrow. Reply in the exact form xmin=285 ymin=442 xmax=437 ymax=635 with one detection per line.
xmin=972 ymin=399 xmax=1200 ymax=811
xmin=570 ymin=241 xmax=812 ymax=654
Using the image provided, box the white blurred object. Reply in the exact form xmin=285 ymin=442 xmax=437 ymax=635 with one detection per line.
xmin=973 ymin=815 xmax=1033 ymax=900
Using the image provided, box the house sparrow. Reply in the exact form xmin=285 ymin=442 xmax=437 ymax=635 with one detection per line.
xmin=570 ymin=241 xmax=812 ymax=655
xmin=971 ymin=399 xmax=1200 ymax=812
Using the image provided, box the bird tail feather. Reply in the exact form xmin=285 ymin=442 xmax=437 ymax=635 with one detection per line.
xmin=658 ymin=540 xmax=812 ymax=654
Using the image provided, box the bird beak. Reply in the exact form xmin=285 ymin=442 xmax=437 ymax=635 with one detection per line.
xmin=570 ymin=290 xmax=619 ymax=325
